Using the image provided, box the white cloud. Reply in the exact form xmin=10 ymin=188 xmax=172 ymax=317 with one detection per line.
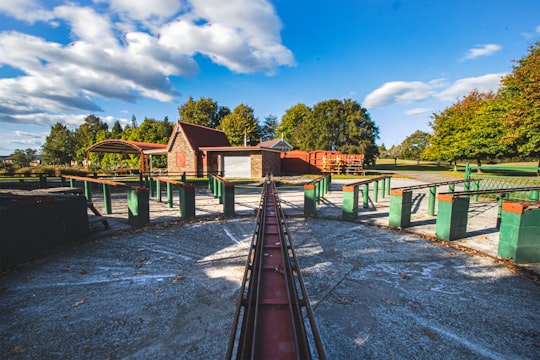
xmin=363 ymin=73 xmax=505 ymax=109
xmin=0 ymin=0 xmax=294 ymax=125
xmin=363 ymin=81 xmax=434 ymax=108
xmin=461 ymin=44 xmax=502 ymax=61
xmin=436 ymin=73 xmax=504 ymax=101
xmin=405 ymin=108 xmax=431 ymax=117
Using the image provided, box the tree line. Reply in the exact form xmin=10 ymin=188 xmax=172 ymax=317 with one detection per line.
xmin=380 ymin=40 xmax=540 ymax=166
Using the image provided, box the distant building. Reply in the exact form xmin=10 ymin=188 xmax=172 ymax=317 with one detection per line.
xmin=257 ymin=138 xmax=293 ymax=152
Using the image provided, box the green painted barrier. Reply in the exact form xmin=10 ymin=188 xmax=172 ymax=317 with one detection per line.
xmin=435 ymin=194 xmax=469 ymax=240
xmin=428 ymin=186 xmax=436 ymax=216
xmin=167 ymin=182 xmax=173 ymax=208
xmin=156 ymin=179 xmax=162 ymax=202
xmin=498 ymin=201 xmax=540 ymax=263
xmin=389 ymin=189 xmax=412 ymax=228
xmin=373 ymin=180 xmax=379 ymax=203
xmin=84 ymin=180 xmax=92 ymax=202
xmin=103 ymin=184 xmax=112 ymax=214
xmin=127 ymin=187 xmax=150 ymax=228
xmin=223 ymin=183 xmax=235 ymax=217
xmin=304 ymin=184 xmax=317 ymax=216
xmin=342 ymin=185 xmax=359 ymax=220
xmin=179 ymin=184 xmax=196 ymax=220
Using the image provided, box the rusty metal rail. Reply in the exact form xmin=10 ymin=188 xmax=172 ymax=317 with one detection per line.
xmin=226 ymin=180 xmax=325 ymax=360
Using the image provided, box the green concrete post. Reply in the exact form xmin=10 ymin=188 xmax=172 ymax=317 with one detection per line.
xmin=385 ymin=177 xmax=391 ymax=196
xmin=464 ymin=181 xmax=470 ymax=194
xmin=84 ymin=181 xmax=92 ymax=202
xmin=496 ymin=194 xmax=508 ymax=229
xmin=473 ymin=180 xmax=480 ymax=201
xmin=373 ymin=180 xmax=379 ymax=203
xmin=156 ymin=179 xmax=162 ymax=202
xmin=389 ymin=189 xmax=412 ymax=228
xmin=498 ymin=202 xmax=540 ymax=263
xmin=435 ymin=194 xmax=470 ymax=240
xmin=381 ymin=177 xmax=386 ymax=198
xmin=208 ymin=175 xmax=213 ymax=192
xmin=223 ymin=183 xmax=235 ymax=217
xmin=304 ymin=184 xmax=317 ymax=216
xmin=127 ymin=187 xmax=150 ymax=228
xmin=103 ymin=184 xmax=112 ymax=214
xmin=428 ymin=186 xmax=436 ymax=216
xmin=213 ymin=177 xmax=219 ymax=198
xmin=39 ymin=174 xmax=47 ymax=188
xmin=449 ymin=184 xmax=455 ymax=193
xmin=464 ymin=163 xmax=471 ymax=180
xmin=362 ymin=183 xmax=369 ymax=208
xmin=167 ymin=182 xmax=173 ymax=208
xmin=315 ymin=181 xmax=321 ymax=205
xmin=530 ymin=190 xmax=539 ymax=201
xmin=342 ymin=185 xmax=359 ymax=220
xmin=70 ymin=178 xmax=76 ymax=188
xmin=179 ymin=184 xmax=196 ymax=220
xmin=218 ymin=180 xmax=223 ymax=204
xmin=148 ymin=177 xmax=154 ymax=197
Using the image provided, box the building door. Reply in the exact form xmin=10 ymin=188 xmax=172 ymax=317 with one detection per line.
xmin=223 ymin=156 xmax=251 ymax=178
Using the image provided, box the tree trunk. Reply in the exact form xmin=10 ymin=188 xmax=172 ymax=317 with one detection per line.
xmin=476 ymin=158 xmax=482 ymax=173
xmin=453 ymin=160 xmax=457 ymax=172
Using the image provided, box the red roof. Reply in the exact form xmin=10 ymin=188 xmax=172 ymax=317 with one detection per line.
xmin=86 ymin=139 xmax=166 ymax=154
xmin=168 ymin=122 xmax=230 ymax=151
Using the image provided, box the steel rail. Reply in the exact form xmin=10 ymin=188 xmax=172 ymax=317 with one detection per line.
xmin=226 ymin=180 xmax=326 ymax=360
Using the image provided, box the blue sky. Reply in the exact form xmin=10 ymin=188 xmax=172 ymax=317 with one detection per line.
xmin=1 ymin=0 xmax=539 ymax=155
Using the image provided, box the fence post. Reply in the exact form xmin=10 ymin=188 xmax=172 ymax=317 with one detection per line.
xmin=127 ymin=187 xmax=150 ymax=228
xmin=342 ymin=185 xmax=359 ymax=220
xmin=389 ymin=189 xmax=412 ymax=228
xmin=473 ymin=180 xmax=480 ymax=201
xmin=373 ymin=180 xmax=379 ymax=203
xmin=496 ymin=194 xmax=508 ymax=229
xmin=39 ymin=174 xmax=47 ymax=188
xmin=315 ymin=181 xmax=321 ymax=205
xmin=498 ymin=201 xmax=540 ymax=263
xmin=464 ymin=180 xmax=470 ymax=194
xmin=182 ymin=184 xmax=196 ymax=219
xmin=156 ymin=179 xmax=162 ymax=202
xmin=435 ymin=194 xmax=469 ymax=240
xmin=428 ymin=186 xmax=436 ymax=216
xmin=148 ymin=177 xmax=154 ymax=197
xmin=449 ymin=184 xmax=455 ymax=193
xmin=208 ymin=175 xmax=213 ymax=192
xmin=167 ymin=182 xmax=173 ymax=208
xmin=385 ymin=177 xmax=391 ymax=196
xmin=304 ymin=184 xmax=317 ymax=216
xmin=362 ymin=183 xmax=369 ymax=208
xmin=103 ymin=184 xmax=112 ymax=214
xmin=84 ymin=180 xmax=92 ymax=202
xmin=223 ymin=183 xmax=235 ymax=217
xmin=464 ymin=163 xmax=471 ymax=180
xmin=70 ymin=178 xmax=76 ymax=188
xmin=218 ymin=180 xmax=223 ymax=204
xmin=381 ymin=177 xmax=386 ymax=198
xmin=530 ymin=189 xmax=539 ymax=201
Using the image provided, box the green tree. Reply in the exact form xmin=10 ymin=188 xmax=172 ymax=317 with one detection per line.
xmin=10 ymin=148 xmax=37 ymax=168
xmin=111 ymin=120 xmax=123 ymax=139
xmin=293 ymin=99 xmax=379 ymax=163
xmin=218 ymin=104 xmax=262 ymax=146
xmin=278 ymin=103 xmax=311 ymax=148
xmin=178 ymin=96 xmax=230 ymax=128
xmin=388 ymin=145 xmax=402 ymax=166
xmin=498 ymin=40 xmax=540 ymax=158
xmin=425 ymin=90 xmax=506 ymax=167
xmin=261 ymin=115 xmax=279 ymax=141
xmin=74 ymin=114 xmax=109 ymax=164
xmin=400 ymin=130 xmax=431 ymax=164
xmin=41 ymin=122 xmax=76 ymax=165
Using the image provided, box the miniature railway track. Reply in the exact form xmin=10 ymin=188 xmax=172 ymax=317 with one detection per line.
xmin=226 ymin=180 xmax=325 ymax=360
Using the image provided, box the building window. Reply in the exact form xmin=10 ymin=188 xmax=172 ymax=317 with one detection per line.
xmin=176 ymin=152 xmax=186 ymax=167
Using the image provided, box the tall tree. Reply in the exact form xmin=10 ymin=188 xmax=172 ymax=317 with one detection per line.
xmin=425 ymin=90 xmax=506 ymax=167
xmin=178 ymin=96 xmax=230 ymax=128
xmin=111 ymin=120 xmax=123 ymax=139
xmin=400 ymin=130 xmax=431 ymax=164
xmin=261 ymin=115 xmax=279 ymax=141
xmin=278 ymin=103 xmax=311 ymax=148
xmin=498 ymin=40 xmax=540 ymax=158
xmin=73 ymin=114 xmax=109 ymax=163
xmin=218 ymin=104 xmax=261 ymax=146
xmin=41 ymin=123 xmax=76 ymax=165
xmin=293 ymin=99 xmax=379 ymax=163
